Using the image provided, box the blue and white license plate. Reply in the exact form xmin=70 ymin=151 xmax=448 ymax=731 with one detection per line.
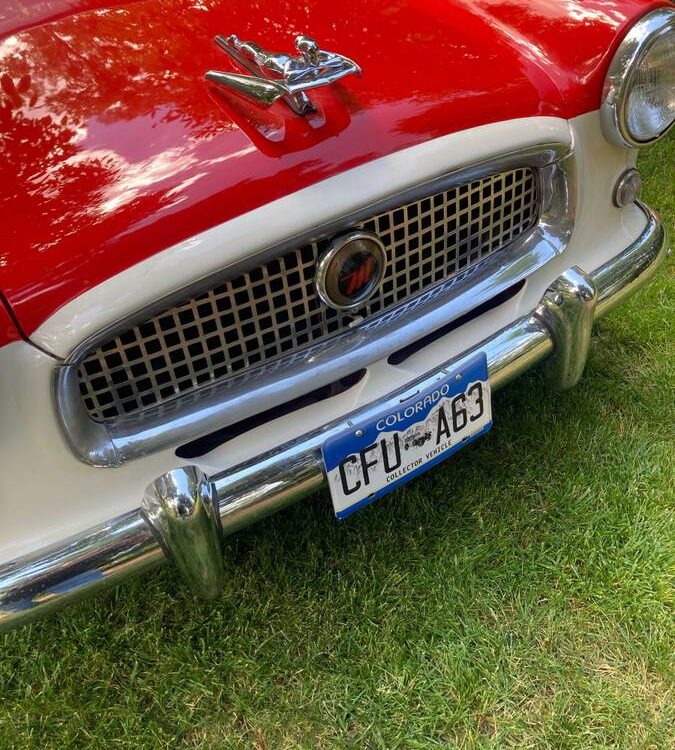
xmin=322 ymin=353 xmax=492 ymax=518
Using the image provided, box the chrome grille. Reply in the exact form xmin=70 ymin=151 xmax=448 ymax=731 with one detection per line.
xmin=78 ymin=167 xmax=539 ymax=421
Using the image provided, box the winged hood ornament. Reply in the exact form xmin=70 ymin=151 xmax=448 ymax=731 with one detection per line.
xmin=205 ymin=34 xmax=361 ymax=115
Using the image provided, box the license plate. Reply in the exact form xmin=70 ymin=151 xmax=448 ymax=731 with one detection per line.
xmin=322 ymin=353 xmax=492 ymax=518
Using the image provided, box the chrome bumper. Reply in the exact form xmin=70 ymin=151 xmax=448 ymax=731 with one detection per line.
xmin=0 ymin=203 xmax=667 ymax=632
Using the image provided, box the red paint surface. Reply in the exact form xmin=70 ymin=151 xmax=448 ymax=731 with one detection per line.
xmin=0 ymin=0 xmax=667 ymax=337
xmin=0 ymin=295 xmax=21 ymax=346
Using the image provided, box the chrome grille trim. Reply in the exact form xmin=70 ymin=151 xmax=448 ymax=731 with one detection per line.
xmin=55 ymin=143 xmax=576 ymax=466
xmin=78 ymin=168 xmax=538 ymax=422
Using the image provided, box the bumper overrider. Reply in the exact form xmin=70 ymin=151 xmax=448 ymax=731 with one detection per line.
xmin=0 ymin=203 xmax=667 ymax=632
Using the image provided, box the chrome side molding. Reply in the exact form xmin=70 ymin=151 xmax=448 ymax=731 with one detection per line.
xmin=0 ymin=203 xmax=667 ymax=632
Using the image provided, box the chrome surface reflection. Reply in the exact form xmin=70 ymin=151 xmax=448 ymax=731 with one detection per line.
xmin=206 ymin=33 xmax=361 ymax=115
xmin=537 ymin=268 xmax=598 ymax=390
xmin=600 ymin=7 xmax=675 ymax=147
xmin=142 ymin=466 xmax=224 ymax=599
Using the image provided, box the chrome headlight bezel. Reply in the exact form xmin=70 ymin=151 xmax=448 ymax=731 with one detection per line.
xmin=601 ymin=7 xmax=675 ymax=148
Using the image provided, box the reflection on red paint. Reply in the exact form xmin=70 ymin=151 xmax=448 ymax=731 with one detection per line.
xmin=0 ymin=0 xmax=667 ymax=335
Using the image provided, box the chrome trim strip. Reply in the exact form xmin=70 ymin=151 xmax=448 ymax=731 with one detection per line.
xmin=600 ymin=7 xmax=675 ymax=148
xmin=0 ymin=203 xmax=666 ymax=632
xmin=55 ymin=143 xmax=575 ymax=467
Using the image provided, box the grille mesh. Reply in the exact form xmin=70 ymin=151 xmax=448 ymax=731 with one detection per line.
xmin=78 ymin=167 xmax=539 ymax=421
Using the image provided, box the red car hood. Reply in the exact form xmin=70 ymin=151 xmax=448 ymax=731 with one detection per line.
xmin=0 ymin=0 xmax=664 ymax=336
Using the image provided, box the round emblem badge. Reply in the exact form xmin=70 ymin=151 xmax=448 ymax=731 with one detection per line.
xmin=315 ymin=230 xmax=387 ymax=311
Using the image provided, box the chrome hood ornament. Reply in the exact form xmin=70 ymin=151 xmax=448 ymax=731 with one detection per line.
xmin=205 ymin=34 xmax=361 ymax=115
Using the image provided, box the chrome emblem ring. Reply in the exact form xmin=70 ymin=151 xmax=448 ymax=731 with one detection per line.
xmin=315 ymin=230 xmax=387 ymax=312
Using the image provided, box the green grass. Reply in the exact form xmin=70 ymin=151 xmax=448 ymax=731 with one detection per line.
xmin=1 ymin=139 xmax=673 ymax=750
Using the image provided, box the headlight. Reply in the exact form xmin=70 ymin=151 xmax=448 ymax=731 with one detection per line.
xmin=601 ymin=7 xmax=675 ymax=147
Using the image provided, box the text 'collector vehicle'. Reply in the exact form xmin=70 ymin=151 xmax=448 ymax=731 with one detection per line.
xmin=0 ymin=0 xmax=672 ymax=630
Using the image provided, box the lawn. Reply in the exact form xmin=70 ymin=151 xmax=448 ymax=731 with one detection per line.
xmin=0 ymin=138 xmax=673 ymax=750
